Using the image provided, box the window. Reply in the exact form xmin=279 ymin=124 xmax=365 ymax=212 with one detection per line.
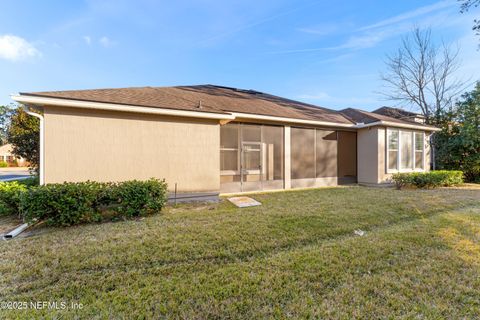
xmin=415 ymin=132 xmax=424 ymax=169
xmin=387 ymin=130 xmax=399 ymax=170
xmin=400 ymin=131 xmax=413 ymax=169
xmin=387 ymin=129 xmax=425 ymax=172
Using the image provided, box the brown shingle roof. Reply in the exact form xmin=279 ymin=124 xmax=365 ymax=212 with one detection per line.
xmin=372 ymin=106 xmax=425 ymax=120
xmin=22 ymin=85 xmax=353 ymax=124
xmin=340 ymin=108 xmax=438 ymax=129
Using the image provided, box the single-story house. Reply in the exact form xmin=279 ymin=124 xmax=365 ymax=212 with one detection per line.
xmin=0 ymin=144 xmax=28 ymax=167
xmin=12 ymin=85 xmax=440 ymax=197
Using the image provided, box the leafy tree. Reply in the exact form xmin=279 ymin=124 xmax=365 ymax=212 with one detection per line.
xmin=7 ymin=107 xmax=40 ymax=170
xmin=435 ymin=82 xmax=480 ymax=182
xmin=459 ymin=0 xmax=480 ymax=41
xmin=0 ymin=105 xmax=15 ymax=145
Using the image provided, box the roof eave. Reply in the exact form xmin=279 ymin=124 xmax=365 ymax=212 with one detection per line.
xmin=356 ymin=120 xmax=441 ymax=132
xmin=230 ymin=112 xmax=355 ymax=128
xmin=11 ymin=94 xmax=235 ymax=121
xmin=11 ymin=94 xmax=357 ymax=128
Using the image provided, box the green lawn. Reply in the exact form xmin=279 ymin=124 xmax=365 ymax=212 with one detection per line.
xmin=1 ymin=186 xmax=479 ymax=319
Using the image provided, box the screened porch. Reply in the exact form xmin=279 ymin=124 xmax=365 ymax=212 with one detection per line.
xmin=220 ymin=122 xmax=357 ymax=193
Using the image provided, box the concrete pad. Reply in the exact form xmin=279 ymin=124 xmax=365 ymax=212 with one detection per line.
xmin=228 ymin=196 xmax=261 ymax=208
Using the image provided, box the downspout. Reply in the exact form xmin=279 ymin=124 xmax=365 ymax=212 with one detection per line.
xmin=22 ymin=105 xmax=44 ymax=185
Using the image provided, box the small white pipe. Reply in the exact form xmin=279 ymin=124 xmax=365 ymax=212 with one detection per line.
xmin=3 ymin=223 xmax=29 ymax=239
xmin=22 ymin=106 xmax=44 ymax=185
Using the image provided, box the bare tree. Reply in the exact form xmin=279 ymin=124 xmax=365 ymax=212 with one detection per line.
xmin=380 ymin=28 xmax=467 ymax=124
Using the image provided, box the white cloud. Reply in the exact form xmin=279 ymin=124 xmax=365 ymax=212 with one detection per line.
xmin=358 ymin=0 xmax=455 ymax=31
xmin=329 ymin=1 xmax=458 ymax=51
xmin=200 ymin=2 xmax=319 ymax=44
xmin=83 ymin=35 xmax=92 ymax=45
xmin=456 ymin=32 xmax=480 ymax=84
xmin=0 ymin=35 xmax=41 ymax=61
xmin=99 ymin=36 xmax=115 ymax=47
xmin=297 ymin=23 xmax=339 ymax=36
xmin=331 ymin=33 xmax=386 ymax=50
xmin=275 ymin=1 xmax=458 ymax=54
xmin=297 ymin=92 xmax=331 ymax=100
xmin=298 ymin=90 xmax=378 ymax=106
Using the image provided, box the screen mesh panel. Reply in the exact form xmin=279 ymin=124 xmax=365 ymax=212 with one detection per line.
xmin=291 ymin=128 xmax=316 ymax=179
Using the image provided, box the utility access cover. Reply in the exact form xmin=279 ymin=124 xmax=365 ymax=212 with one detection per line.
xmin=228 ymin=197 xmax=262 ymax=208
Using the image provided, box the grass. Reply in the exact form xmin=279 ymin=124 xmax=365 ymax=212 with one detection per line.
xmin=0 ymin=186 xmax=479 ymax=319
xmin=0 ymin=215 xmax=22 ymax=235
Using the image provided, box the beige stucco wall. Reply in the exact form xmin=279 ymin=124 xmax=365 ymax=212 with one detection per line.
xmin=357 ymin=127 xmax=380 ymax=184
xmin=358 ymin=126 xmax=433 ymax=185
xmin=43 ymin=106 xmax=220 ymax=192
xmin=377 ymin=127 xmax=389 ymax=183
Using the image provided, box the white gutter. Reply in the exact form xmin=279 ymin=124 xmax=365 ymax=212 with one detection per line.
xmin=12 ymin=95 xmax=235 ymax=121
xmin=356 ymin=120 xmax=441 ymax=132
xmin=22 ymin=106 xmax=44 ymax=185
xmin=230 ymin=112 xmax=356 ymax=128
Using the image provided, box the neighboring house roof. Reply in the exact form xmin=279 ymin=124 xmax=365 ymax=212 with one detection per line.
xmin=14 ymin=85 xmax=440 ymax=131
xmin=20 ymin=85 xmax=352 ymax=125
xmin=373 ymin=106 xmax=425 ymax=120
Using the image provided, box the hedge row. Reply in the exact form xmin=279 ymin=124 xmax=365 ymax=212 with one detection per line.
xmin=0 ymin=178 xmax=168 ymax=226
xmin=0 ymin=181 xmax=27 ymax=216
xmin=392 ymin=170 xmax=464 ymax=189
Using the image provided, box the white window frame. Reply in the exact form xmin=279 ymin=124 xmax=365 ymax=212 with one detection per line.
xmin=386 ymin=129 xmax=425 ymax=173
xmin=386 ymin=129 xmax=399 ymax=172
xmin=414 ymin=132 xmax=425 ymax=170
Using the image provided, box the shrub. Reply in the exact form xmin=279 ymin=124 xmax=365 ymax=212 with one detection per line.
xmin=0 ymin=161 xmax=8 ymax=167
xmin=20 ymin=182 xmax=105 ymax=226
xmin=112 ymin=179 xmax=168 ymax=217
xmin=392 ymin=170 xmax=464 ymax=189
xmin=0 ymin=181 xmax=27 ymax=216
xmin=20 ymin=179 xmax=168 ymax=226
xmin=18 ymin=176 xmax=39 ymax=187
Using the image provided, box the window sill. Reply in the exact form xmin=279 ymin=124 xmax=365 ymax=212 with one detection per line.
xmin=386 ymin=168 xmax=425 ymax=174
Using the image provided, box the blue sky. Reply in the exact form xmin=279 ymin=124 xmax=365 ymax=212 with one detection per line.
xmin=0 ymin=0 xmax=478 ymax=111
